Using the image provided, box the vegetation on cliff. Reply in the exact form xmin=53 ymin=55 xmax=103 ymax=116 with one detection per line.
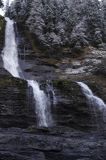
xmin=9 ymin=0 xmax=106 ymax=52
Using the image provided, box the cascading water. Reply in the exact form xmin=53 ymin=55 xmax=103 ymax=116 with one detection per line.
xmin=2 ymin=17 xmax=53 ymax=127
xmin=28 ymin=80 xmax=53 ymax=127
xmin=2 ymin=17 xmax=22 ymax=78
xmin=77 ymin=82 xmax=106 ymax=111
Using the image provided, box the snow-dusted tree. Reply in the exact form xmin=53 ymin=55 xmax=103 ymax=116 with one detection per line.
xmin=9 ymin=0 xmax=105 ymax=50
xmin=9 ymin=0 xmax=32 ymax=22
xmin=26 ymin=0 xmax=86 ymax=48
xmin=84 ymin=0 xmax=103 ymax=46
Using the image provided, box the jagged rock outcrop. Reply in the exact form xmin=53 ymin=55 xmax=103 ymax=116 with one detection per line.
xmin=0 ymin=69 xmax=36 ymax=128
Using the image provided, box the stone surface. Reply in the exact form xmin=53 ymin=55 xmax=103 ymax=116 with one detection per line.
xmin=0 ymin=68 xmax=36 ymax=128
xmin=0 ymin=22 xmax=106 ymax=160
xmin=0 ymin=67 xmax=106 ymax=160
xmin=0 ymin=127 xmax=106 ymax=160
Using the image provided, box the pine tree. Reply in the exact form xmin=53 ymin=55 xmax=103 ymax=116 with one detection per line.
xmin=9 ymin=0 xmax=105 ymax=49
xmin=84 ymin=0 xmax=103 ymax=45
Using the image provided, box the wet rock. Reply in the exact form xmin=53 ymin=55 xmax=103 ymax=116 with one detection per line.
xmin=52 ymin=80 xmax=106 ymax=131
xmin=0 ymin=70 xmax=36 ymax=128
xmin=0 ymin=15 xmax=5 ymax=51
xmin=0 ymin=128 xmax=106 ymax=160
xmin=0 ymin=18 xmax=106 ymax=160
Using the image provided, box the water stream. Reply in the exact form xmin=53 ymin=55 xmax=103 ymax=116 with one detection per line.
xmin=2 ymin=17 xmax=53 ymax=127
xmin=28 ymin=80 xmax=53 ymax=127
xmin=77 ymin=82 xmax=106 ymax=111
xmin=2 ymin=17 xmax=22 ymax=78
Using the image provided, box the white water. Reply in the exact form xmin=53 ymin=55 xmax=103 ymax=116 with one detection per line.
xmin=77 ymin=82 xmax=106 ymax=111
xmin=2 ymin=17 xmax=22 ymax=78
xmin=2 ymin=17 xmax=52 ymax=127
xmin=28 ymin=80 xmax=53 ymax=127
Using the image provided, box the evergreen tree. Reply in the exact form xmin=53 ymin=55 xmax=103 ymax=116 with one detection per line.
xmin=84 ymin=0 xmax=103 ymax=45
xmin=9 ymin=0 xmax=105 ymax=50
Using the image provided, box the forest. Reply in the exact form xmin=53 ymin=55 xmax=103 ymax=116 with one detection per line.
xmin=9 ymin=0 xmax=106 ymax=52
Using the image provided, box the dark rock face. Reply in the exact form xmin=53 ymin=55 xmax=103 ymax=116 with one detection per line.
xmin=52 ymin=80 xmax=106 ymax=131
xmin=0 ymin=70 xmax=36 ymax=128
xmin=0 ymin=15 xmax=106 ymax=160
xmin=0 ymin=127 xmax=106 ymax=160
xmin=0 ymin=71 xmax=106 ymax=160
xmin=0 ymin=15 xmax=5 ymax=52
xmin=53 ymin=81 xmax=93 ymax=129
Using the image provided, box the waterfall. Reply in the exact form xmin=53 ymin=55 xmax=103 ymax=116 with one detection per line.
xmin=2 ymin=17 xmax=53 ymax=127
xmin=28 ymin=80 xmax=53 ymax=127
xmin=77 ymin=82 xmax=106 ymax=111
xmin=2 ymin=17 xmax=22 ymax=78
xmin=27 ymin=79 xmax=53 ymax=127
